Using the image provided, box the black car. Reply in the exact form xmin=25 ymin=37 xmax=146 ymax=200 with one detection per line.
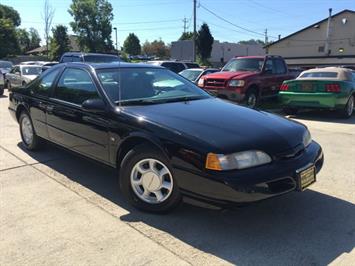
xmin=8 ymin=62 xmax=324 ymax=213
xmin=59 ymin=52 xmax=121 ymax=64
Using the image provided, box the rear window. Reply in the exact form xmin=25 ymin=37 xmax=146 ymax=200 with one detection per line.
xmin=300 ymin=72 xmax=338 ymax=78
xmin=83 ymin=55 xmax=120 ymax=63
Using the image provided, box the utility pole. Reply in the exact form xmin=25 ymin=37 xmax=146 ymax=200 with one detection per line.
xmin=182 ymin=17 xmax=188 ymax=33
xmin=193 ymin=0 xmax=197 ymax=62
xmin=264 ymin=29 xmax=268 ymax=54
xmin=325 ymin=8 xmax=332 ymax=56
xmin=113 ymin=27 xmax=118 ymax=54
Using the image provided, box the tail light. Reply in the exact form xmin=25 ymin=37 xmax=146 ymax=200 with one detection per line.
xmin=325 ymin=84 xmax=341 ymax=93
xmin=280 ymin=84 xmax=289 ymax=91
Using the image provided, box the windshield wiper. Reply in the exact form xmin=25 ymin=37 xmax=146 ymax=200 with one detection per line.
xmin=116 ymin=95 xmax=205 ymax=106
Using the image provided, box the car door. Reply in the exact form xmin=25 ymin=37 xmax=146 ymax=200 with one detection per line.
xmin=13 ymin=66 xmax=22 ymax=87
xmin=27 ymin=67 xmax=63 ymax=139
xmin=7 ymin=67 xmax=19 ymax=87
xmin=260 ymin=59 xmax=278 ymax=97
xmin=273 ymin=58 xmax=289 ymax=96
xmin=46 ymin=67 xmax=110 ymax=163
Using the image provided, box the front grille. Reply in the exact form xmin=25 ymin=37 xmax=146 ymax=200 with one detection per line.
xmin=205 ymin=78 xmax=226 ymax=88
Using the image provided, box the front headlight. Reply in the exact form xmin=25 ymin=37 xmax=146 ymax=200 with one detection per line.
xmin=228 ymin=79 xmax=245 ymax=87
xmin=303 ymin=130 xmax=312 ymax=147
xmin=206 ymin=150 xmax=272 ymax=171
xmin=197 ymin=78 xmax=205 ymax=87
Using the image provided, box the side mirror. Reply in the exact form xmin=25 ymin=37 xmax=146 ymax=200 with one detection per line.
xmin=82 ymin=98 xmax=106 ymax=113
xmin=15 ymin=71 xmax=21 ymax=76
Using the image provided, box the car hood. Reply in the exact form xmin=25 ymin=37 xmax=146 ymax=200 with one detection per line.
xmin=122 ymin=98 xmax=307 ymax=155
xmin=203 ymin=71 xmax=258 ymax=80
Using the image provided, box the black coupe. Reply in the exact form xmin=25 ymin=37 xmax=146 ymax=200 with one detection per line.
xmin=8 ymin=62 xmax=324 ymax=213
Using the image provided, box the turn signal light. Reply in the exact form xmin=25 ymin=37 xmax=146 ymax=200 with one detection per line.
xmin=280 ymin=84 xmax=289 ymax=91
xmin=205 ymin=153 xmax=222 ymax=171
xmin=325 ymin=84 xmax=341 ymax=93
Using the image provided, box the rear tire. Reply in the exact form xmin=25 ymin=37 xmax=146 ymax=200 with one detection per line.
xmin=283 ymin=107 xmax=299 ymax=116
xmin=338 ymin=95 xmax=354 ymax=118
xmin=119 ymin=143 xmax=181 ymax=213
xmin=19 ymin=112 xmax=43 ymax=151
xmin=0 ymin=86 xmax=4 ymax=96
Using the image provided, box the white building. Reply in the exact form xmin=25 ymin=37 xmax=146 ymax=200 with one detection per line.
xmin=170 ymin=40 xmax=265 ymax=66
xmin=266 ymin=9 xmax=355 ymax=68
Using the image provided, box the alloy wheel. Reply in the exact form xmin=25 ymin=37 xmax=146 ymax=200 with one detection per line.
xmin=130 ymin=158 xmax=173 ymax=204
xmin=21 ymin=115 xmax=34 ymax=145
xmin=347 ymin=96 xmax=354 ymax=116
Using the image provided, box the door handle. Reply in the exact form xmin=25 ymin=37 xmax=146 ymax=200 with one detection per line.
xmin=46 ymin=105 xmax=54 ymax=112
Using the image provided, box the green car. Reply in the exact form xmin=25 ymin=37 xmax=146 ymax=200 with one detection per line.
xmin=279 ymin=67 xmax=355 ymax=118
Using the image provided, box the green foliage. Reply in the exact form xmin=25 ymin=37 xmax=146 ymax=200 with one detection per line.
xmin=142 ymin=39 xmax=169 ymax=59
xmin=49 ymin=25 xmax=70 ymax=60
xmin=179 ymin=32 xmax=193 ymax=41
xmin=68 ymin=0 xmax=114 ymax=52
xmin=196 ymin=23 xmax=214 ymax=60
xmin=0 ymin=4 xmax=20 ymax=58
xmin=28 ymin=28 xmax=41 ymax=50
xmin=16 ymin=29 xmax=30 ymax=53
xmin=238 ymin=39 xmax=265 ymax=46
xmin=123 ymin=33 xmax=141 ymax=55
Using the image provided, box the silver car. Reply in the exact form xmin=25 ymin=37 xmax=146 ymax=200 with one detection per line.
xmin=5 ymin=65 xmax=42 ymax=89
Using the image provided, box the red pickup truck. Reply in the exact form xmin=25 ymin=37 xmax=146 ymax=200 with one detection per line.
xmin=198 ymin=55 xmax=294 ymax=108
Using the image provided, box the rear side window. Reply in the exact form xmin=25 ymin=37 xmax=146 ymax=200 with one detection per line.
xmin=34 ymin=68 xmax=61 ymax=96
xmin=71 ymin=56 xmax=82 ymax=62
xmin=185 ymin=63 xmax=199 ymax=68
xmin=61 ymin=56 xmax=72 ymax=63
xmin=274 ymin=59 xmax=287 ymax=74
xmin=83 ymin=55 xmax=120 ymax=63
xmin=54 ymin=68 xmax=100 ymax=105
xmin=300 ymin=72 xmax=338 ymax=78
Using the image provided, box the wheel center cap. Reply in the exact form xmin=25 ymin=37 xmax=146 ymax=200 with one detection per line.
xmin=142 ymin=172 xmax=161 ymax=191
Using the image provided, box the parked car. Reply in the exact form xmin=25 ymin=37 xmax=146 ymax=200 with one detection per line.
xmin=8 ymin=62 xmax=323 ymax=213
xmin=280 ymin=67 xmax=355 ymax=118
xmin=0 ymin=69 xmax=4 ymax=95
xmin=179 ymin=68 xmax=219 ymax=84
xmin=198 ymin=55 xmax=294 ymax=108
xmin=0 ymin=60 xmax=13 ymax=79
xmin=59 ymin=52 xmax=121 ymax=63
xmin=146 ymin=60 xmax=200 ymax=73
xmin=41 ymin=62 xmax=59 ymax=72
xmin=5 ymin=65 xmax=42 ymax=89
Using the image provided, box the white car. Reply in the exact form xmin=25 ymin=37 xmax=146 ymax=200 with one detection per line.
xmin=0 ymin=70 xmax=4 ymax=95
xmin=5 ymin=65 xmax=42 ymax=89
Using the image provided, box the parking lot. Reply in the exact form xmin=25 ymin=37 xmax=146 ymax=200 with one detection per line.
xmin=0 ymin=90 xmax=354 ymax=265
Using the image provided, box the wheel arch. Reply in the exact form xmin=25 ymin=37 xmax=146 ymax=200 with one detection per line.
xmin=246 ymin=84 xmax=260 ymax=96
xmin=115 ymin=134 xmax=169 ymax=169
xmin=16 ymin=104 xmax=29 ymax=122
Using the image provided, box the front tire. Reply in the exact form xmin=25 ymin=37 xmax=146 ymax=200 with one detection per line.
xmin=245 ymin=89 xmax=259 ymax=109
xmin=119 ymin=144 xmax=181 ymax=213
xmin=338 ymin=95 xmax=354 ymax=118
xmin=19 ymin=112 xmax=42 ymax=150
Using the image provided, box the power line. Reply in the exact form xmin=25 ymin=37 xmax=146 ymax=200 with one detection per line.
xmin=199 ymin=3 xmax=278 ymax=39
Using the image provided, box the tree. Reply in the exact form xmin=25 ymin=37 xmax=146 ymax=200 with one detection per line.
xmin=196 ymin=23 xmax=214 ymax=61
xmin=49 ymin=25 xmax=70 ymax=60
xmin=238 ymin=39 xmax=265 ymax=46
xmin=179 ymin=31 xmax=193 ymax=41
xmin=123 ymin=33 xmax=141 ymax=55
xmin=28 ymin=28 xmax=41 ymax=50
xmin=42 ymin=0 xmax=55 ymax=56
xmin=0 ymin=4 xmax=20 ymax=58
xmin=68 ymin=0 xmax=114 ymax=52
xmin=16 ymin=29 xmax=30 ymax=53
xmin=142 ymin=39 xmax=169 ymax=58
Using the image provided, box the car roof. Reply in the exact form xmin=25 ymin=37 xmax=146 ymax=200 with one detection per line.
xmin=298 ymin=67 xmax=352 ymax=80
xmin=62 ymin=52 xmax=119 ymax=57
xmin=62 ymin=62 xmax=164 ymax=70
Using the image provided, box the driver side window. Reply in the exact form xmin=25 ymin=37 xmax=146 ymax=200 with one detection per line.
xmin=264 ymin=60 xmax=274 ymax=74
xmin=53 ymin=68 xmax=100 ymax=105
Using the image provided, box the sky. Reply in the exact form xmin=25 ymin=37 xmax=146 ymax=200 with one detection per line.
xmin=1 ymin=0 xmax=354 ymax=47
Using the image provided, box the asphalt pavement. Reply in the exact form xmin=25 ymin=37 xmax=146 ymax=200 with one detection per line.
xmin=0 ymin=90 xmax=354 ymax=265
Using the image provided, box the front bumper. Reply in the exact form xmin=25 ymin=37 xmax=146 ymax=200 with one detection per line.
xmin=204 ymin=87 xmax=245 ymax=101
xmin=279 ymin=91 xmax=348 ymax=109
xmin=175 ymin=141 xmax=323 ymax=206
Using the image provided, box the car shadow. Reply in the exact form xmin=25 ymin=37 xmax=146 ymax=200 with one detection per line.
xmin=286 ymin=109 xmax=355 ymax=125
xmin=0 ymin=94 xmax=8 ymax=98
xmin=21 ymin=142 xmax=355 ymax=265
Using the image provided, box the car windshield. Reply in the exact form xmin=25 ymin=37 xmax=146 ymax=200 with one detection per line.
xmin=0 ymin=61 xmax=13 ymax=69
xmin=179 ymin=69 xmax=203 ymax=82
xmin=22 ymin=67 xmax=42 ymax=75
xmin=222 ymin=58 xmax=264 ymax=72
xmin=300 ymin=72 xmax=338 ymax=78
xmin=97 ymin=68 xmax=210 ymax=105
xmin=84 ymin=55 xmax=121 ymax=63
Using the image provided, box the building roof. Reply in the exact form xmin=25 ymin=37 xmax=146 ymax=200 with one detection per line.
xmin=265 ymin=9 xmax=355 ymax=48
